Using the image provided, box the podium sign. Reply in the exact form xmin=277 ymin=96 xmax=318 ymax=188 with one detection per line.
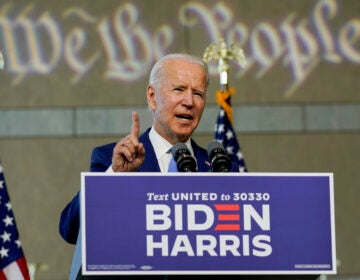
xmin=81 ymin=173 xmax=336 ymax=276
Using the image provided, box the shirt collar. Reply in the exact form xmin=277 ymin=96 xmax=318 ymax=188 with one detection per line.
xmin=149 ymin=127 xmax=194 ymax=160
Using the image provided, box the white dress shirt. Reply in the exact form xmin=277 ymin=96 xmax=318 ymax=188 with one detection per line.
xmin=149 ymin=127 xmax=194 ymax=172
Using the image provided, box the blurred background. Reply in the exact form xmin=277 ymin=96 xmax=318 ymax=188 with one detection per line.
xmin=0 ymin=0 xmax=359 ymax=279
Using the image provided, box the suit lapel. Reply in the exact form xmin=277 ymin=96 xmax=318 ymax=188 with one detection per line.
xmin=191 ymin=139 xmax=211 ymax=172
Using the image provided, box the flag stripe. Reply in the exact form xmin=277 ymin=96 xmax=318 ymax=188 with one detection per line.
xmin=17 ymin=257 xmax=30 ymax=280
xmin=3 ymin=261 xmax=25 ymax=280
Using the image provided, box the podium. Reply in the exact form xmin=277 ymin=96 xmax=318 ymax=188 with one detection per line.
xmin=79 ymin=173 xmax=335 ymax=279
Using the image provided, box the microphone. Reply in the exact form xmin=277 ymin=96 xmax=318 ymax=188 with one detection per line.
xmin=171 ymin=143 xmax=197 ymax=172
xmin=207 ymin=141 xmax=232 ymax=172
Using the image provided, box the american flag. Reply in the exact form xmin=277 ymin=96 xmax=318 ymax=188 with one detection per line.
xmin=0 ymin=163 xmax=30 ymax=280
xmin=214 ymin=88 xmax=248 ymax=172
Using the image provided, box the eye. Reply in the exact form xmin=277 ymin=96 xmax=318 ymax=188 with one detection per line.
xmin=174 ymin=87 xmax=184 ymax=92
xmin=194 ymin=91 xmax=204 ymax=97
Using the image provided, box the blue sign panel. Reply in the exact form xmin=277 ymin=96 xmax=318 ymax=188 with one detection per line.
xmin=81 ymin=173 xmax=336 ymax=275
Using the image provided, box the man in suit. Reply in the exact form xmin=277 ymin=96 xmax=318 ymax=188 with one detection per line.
xmin=59 ymin=53 xmax=239 ymax=279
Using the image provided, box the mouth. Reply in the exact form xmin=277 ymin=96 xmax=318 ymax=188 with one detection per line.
xmin=175 ymin=114 xmax=193 ymax=121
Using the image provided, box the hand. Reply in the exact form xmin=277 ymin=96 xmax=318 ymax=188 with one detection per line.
xmin=111 ymin=112 xmax=145 ymax=172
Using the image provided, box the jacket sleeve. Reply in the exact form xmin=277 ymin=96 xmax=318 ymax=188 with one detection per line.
xmin=59 ymin=191 xmax=80 ymax=244
xmin=90 ymin=144 xmax=114 ymax=172
xmin=58 ymin=144 xmax=114 ymax=244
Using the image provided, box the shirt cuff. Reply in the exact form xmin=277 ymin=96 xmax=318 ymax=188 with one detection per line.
xmin=106 ymin=165 xmax=114 ymax=173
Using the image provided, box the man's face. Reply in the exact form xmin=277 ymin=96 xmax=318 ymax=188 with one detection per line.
xmin=147 ymin=58 xmax=207 ymax=144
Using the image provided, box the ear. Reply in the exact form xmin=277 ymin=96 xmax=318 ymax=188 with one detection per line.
xmin=147 ymin=85 xmax=156 ymax=110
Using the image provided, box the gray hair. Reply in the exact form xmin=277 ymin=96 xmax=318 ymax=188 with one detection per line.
xmin=148 ymin=53 xmax=209 ymax=89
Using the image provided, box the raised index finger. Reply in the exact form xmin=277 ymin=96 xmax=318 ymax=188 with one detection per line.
xmin=130 ymin=111 xmax=140 ymax=138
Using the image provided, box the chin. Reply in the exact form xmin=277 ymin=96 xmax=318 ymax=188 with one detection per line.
xmin=174 ymin=124 xmax=196 ymax=139
xmin=176 ymin=131 xmax=193 ymax=142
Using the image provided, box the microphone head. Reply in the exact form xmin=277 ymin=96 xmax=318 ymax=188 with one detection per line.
xmin=171 ymin=143 xmax=197 ymax=172
xmin=207 ymin=140 xmax=226 ymax=159
xmin=207 ymin=141 xmax=232 ymax=172
xmin=172 ymin=142 xmax=190 ymax=160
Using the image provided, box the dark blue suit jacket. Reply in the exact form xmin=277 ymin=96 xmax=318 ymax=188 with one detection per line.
xmin=59 ymin=127 xmax=239 ymax=244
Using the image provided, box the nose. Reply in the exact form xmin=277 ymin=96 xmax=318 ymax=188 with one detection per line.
xmin=181 ymin=89 xmax=194 ymax=107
